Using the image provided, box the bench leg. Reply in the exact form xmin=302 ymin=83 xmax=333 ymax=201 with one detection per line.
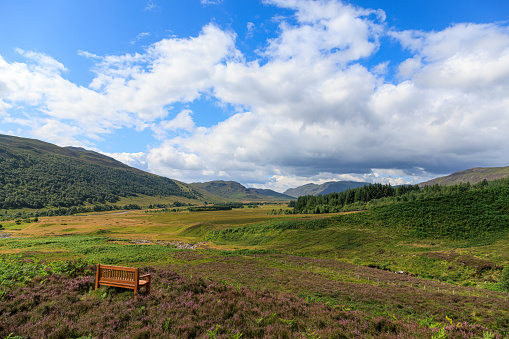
xmin=95 ymin=264 xmax=100 ymax=290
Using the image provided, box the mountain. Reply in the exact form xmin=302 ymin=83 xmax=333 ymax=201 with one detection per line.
xmin=284 ymin=181 xmax=369 ymax=198
xmin=189 ymin=181 xmax=294 ymax=201
xmin=419 ymin=166 xmax=509 ymax=187
xmin=0 ymin=134 xmax=203 ymax=209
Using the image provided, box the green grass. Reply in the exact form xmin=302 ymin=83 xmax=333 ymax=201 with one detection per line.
xmin=0 ymin=235 xmax=181 ymax=265
xmin=203 ymin=213 xmax=509 ymax=287
xmin=0 ymin=254 xmax=90 ymax=286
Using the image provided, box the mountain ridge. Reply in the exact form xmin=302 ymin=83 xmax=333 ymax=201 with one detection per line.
xmin=0 ymin=134 xmax=134 ymax=171
xmin=419 ymin=166 xmax=509 ymax=187
xmin=189 ymin=180 xmax=294 ymax=201
xmin=284 ymin=180 xmax=369 ymax=197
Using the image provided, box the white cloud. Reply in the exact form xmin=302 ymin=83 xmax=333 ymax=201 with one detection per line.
xmin=371 ymin=61 xmax=389 ymax=75
xmin=30 ymin=119 xmax=92 ymax=147
xmin=146 ymin=142 xmax=204 ymax=179
xmin=151 ymin=109 xmax=196 ymax=140
xmin=107 ymin=151 xmax=149 ymax=171
xmin=130 ymin=32 xmax=151 ymax=45
xmin=145 ymin=1 xmax=160 ymax=11
xmin=15 ymin=49 xmax=67 ymax=74
xmin=261 ymin=0 xmax=384 ymax=65
xmin=246 ymin=22 xmax=256 ymax=38
xmin=200 ymin=0 xmax=223 ymax=5
xmin=397 ymin=56 xmax=421 ymax=79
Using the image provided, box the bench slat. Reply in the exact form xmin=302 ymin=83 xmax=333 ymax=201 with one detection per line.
xmin=100 ymin=277 xmax=135 ymax=284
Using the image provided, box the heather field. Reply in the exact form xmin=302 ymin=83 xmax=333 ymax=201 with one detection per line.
xmin=0 ymin=205 xmax=508 ymax=338
xmin=0 ymin=256 xmax=504 ymax=339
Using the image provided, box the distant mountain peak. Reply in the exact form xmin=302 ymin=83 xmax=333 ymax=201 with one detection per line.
xmin=284 ymin=180 xmax=369 ymax=198
xmin=190 ymin=181 xmax=294 ymax=201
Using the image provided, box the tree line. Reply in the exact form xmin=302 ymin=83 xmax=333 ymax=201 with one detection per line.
xmin=0 ymin=203 xmax=145 ymax=221
xmin=290 ymin=183 xmax=420 ymax=214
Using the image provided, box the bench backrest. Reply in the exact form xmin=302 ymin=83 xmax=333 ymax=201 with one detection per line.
xmin=96 ymin=264 xmax=139 ymax=286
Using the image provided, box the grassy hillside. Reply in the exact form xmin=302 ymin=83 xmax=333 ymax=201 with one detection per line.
xmin=0 ymin=134 xmax=207 ymax=210
xmin=420 ymin=166 xmax=509 ymax=187
xmin=190 ymin=180 xmax=294 ymax=201
xmin=284 ymin=180 xmax=369 ymax=197
xmin=206 ymin=180 xmax=509 ymax=284
xmin=0 ymin=134 xmax=132 ymax=170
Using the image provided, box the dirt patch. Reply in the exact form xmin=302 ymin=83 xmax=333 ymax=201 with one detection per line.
xmin=128 ymin=238 xmax=206 ymax=250
xmin=422 ymin=251 xmax=459 ymax=262
xmin=456 ymin=254 xmax=502 ymax=275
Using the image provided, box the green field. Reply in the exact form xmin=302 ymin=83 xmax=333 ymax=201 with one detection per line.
xmin=1 ymin=202 xmax=509 ymax=338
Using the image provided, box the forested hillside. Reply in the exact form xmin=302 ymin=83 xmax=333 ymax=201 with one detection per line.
xmin=0 ymin=134 xmax=200 ymax=209
xmin=355 ymin=183 xmax=509 ymax=239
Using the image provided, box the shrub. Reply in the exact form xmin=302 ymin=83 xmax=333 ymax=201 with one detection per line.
xmin=499 ymin=265 xmax=509 ymax=292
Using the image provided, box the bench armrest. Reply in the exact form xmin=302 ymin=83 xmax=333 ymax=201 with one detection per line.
xmin=139 ymin=274 xmax=151 ymax=281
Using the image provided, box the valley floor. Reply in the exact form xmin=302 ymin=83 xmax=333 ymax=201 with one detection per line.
xmin=0 ymin=206 xmax=508 ymax=337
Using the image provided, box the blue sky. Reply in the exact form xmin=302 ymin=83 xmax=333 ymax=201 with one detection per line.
xmin=1 ymin=0 xmax=509 ymax=191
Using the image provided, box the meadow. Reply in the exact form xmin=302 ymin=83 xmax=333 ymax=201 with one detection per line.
xmin=0 ymin=205 xmax=508 ymax=338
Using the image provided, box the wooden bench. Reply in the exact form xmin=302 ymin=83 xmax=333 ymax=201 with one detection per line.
xmin=95 ymin=264 xmax=151 ymax=296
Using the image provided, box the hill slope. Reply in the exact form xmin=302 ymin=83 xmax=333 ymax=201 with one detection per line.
xmin=284 ymin=180 xmax=369 ymax=197
xmin=0 ymin=135 xmax=133 ymax=170
xmin=0 ymin=134 xmax=202 ymax=209
xmin=190 ymin=180 xmax=294 ymax=201
xmin=419 ymin=166 xmax=509 ymax=187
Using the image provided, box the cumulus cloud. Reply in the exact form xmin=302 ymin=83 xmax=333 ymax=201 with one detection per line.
xmin=393 ymin=24 xmax=509 ymax=90
xmin=88 ymin=24 xmax=238 ymax=120
xmin=261 ymin=0 xmax=384 ymax=64
xmin=0 ymin=24 xmax=237 ymax=146
xmin=151 ymin=109 xmax=196 ymax=140
xmin=2 ymin=0 xmax=509 ymax=190
xmin=143 ymin=16 xmax=509 ymax=188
